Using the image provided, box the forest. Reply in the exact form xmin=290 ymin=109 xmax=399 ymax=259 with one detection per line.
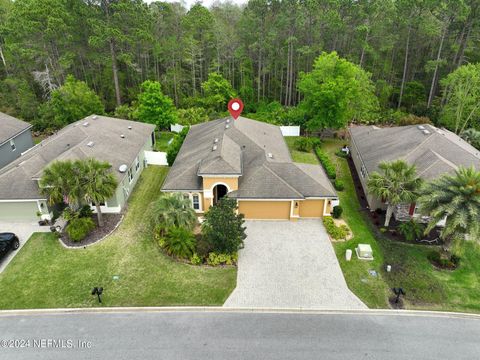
xmin=0 ymin=0 xmax=479 ymax=145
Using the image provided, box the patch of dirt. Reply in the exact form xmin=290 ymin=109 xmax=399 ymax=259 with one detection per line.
xmin=331 ymin=218 xmax=353 ymax=241
xmin=60 ymin=214 xmax=123 ymax=248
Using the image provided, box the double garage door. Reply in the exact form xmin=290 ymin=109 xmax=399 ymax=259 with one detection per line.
xmin=238 ymin=199 xmax=325 ymax=220
xmin=0 ymin=201 xmax=39 ymax=222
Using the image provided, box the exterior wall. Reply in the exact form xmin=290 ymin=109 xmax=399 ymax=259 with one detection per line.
xmin=202 ymin=176 xmax=239 ymax=212
xmin=238 ymin=200 xmax=291 ymax=220
xmin=0 ymin=129 xmax=34 ymax=169
xmin=349 ymin=137 xmax=385 ymax=211
xmin=0 ymin=200 xmax=43 ymax=222
xmin=299 ymin=199 xmax=325 ymax=218
xmin=98 ymin=134 xmax=154 ymax=213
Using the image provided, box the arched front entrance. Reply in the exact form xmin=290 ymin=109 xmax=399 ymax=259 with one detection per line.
xmin=213 ymin=184 xmax=228 ymax=205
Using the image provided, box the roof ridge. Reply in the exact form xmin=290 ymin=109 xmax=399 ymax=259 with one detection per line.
xmin=262 ymin=163 xmax=304 ymax=198
xmin=403 ymin=130 xmax=436 ymax=160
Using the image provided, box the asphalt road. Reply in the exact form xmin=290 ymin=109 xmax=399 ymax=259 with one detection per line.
xmin=0 ymin=309 xmax=479 ymax=360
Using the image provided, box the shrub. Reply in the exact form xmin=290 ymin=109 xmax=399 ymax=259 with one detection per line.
xmin=79 ymin=205 xmax=93 ymax=218
xmin=294 ymin=137 xmax=321 ymax=152
xmin=315 ymin=148 xmax=336 ymax=179
xmin=334 ymin=179 xmax=344 ymax=191
xmin=190 ymin=253 xmax=202 ymax=265
xmin=166 ymin=127 xmax=189 ymax=166
xmin=162 ymin=227 xmax=196 ymax=259
xmin=66 ymin=217 xmax=95 ymax=242
xmin=323 ymin=217 xmax=348 ymax=240
xmin=202 ymin=198 xmax=246 ymax=254
xmin=332 ymin=205 xmax=343 ymax=219
xmin=207 ymin=252 xmax=236 ymax=266
xmin=335 ymin=150 xmax=349 ymax=158
xmin=397 ymin=220 xmax=425 ymax=242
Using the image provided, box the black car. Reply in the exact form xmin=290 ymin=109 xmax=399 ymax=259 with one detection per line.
xmin=0 ymin=233 xmax=20 ymax=260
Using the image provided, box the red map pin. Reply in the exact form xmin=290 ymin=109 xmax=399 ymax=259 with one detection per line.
xmin=228 ymin=98 xmax=244 ymax=120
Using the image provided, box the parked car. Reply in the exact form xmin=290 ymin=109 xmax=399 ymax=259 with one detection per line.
xmin=0 ymin=233 xmax=20 ymax=260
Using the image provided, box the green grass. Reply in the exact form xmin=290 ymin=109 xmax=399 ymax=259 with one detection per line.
xmin=154 ymin=131 xmax=174 ymax=152
xmin=0 ymin=167 xmax=236 ymax=309
xmin=323 ymin=139 xmax=480 ymax=313
xmin=284 ymin=137 xmax=319 ymax=164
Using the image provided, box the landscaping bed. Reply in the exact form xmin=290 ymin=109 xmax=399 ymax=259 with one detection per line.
xmin=60 ymin=213 xmax=123 ymax=248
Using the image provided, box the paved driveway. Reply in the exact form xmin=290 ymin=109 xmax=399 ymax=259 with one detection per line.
xmin=224 ymin=220 xmax=366 ymax=309
xmin=0 ymin=221 xmax=50 ymax=274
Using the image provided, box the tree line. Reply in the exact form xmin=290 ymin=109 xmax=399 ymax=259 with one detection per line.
xmin=0 ymin=0 xmax=479 ymax=136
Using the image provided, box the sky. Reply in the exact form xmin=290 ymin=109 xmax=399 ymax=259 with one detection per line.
xmin=145 ymin=0 xmax=247 ymax=9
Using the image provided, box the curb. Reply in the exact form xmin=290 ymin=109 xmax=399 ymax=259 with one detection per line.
xmin=0 ymin=307 xmax=479 ymax=320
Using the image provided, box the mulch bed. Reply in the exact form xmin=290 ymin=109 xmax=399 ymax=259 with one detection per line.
xmin=60 ymin=213 xmax=123 ymax=248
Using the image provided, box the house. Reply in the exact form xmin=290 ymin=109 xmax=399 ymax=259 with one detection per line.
xmin=349 ymin=124 xmax=480 ymax=222
xmin=162 ymin=117 xmax=338 ymax=220
xmin=0 ymin=115 xmax=156 ymax=222
xmin=0 ymin=112 xmax=34 ymax=169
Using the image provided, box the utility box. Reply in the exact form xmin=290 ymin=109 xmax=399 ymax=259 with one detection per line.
xmin=346 ymin=249 xmax=352 ymax=261
xmin=356 ymin=244 xmax=374 ymax=260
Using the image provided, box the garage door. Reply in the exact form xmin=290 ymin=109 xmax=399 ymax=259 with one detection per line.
xmin=0 ymin=202 xmax=39 ymax=222
xmin=299 ymin=200 xmax=324 ymax=218
xmin=238 ymin=201 xmax=291 ymax=220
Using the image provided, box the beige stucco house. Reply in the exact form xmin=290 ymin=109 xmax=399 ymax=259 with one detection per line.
xmin=162 ymin=117 xmax=338 ymax=220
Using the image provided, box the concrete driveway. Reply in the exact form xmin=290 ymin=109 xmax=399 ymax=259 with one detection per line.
xmin=0 ymin=221 xmax=50 ymax=274
xmin=224 ymin=220 xmax=366 ymax=309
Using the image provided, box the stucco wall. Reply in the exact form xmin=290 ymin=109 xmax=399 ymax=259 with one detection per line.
xmin=202 ymin=177 xmax=239 ymax=192
xmin=0 ymin=129 xmax=34 ymax=169
xmin=238 ymin=201 xmax=291 ymax=220
xmin=299 ymin=199 xmax=325 ymax=218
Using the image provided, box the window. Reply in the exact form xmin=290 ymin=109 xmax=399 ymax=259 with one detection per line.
xmin=128 ymin=168 xmax=133 ymax=183
xmin=135 ymin=157 xmax=140 ymax=173
xmin=192 ymin=194 xmax=200 ymax=210
xmin=360 ymin=165 xmax=367 ymax=178
xmin=10 ymin=140 xmax=16 ymax=151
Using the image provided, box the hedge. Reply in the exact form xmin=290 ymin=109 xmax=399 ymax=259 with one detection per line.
xmin=315 ymin=147 xmax=336 ymax=179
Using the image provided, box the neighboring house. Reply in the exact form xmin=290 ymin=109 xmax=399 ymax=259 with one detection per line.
xmin=349 ymin=124 xmax=480 ymax=222
xmin=162 ymin=117 xmax=338 ymax=220
xmin=0 ymin=115 xmax=156 ymax=222
xmin=0 ymin=112 xmax=34 ymax=169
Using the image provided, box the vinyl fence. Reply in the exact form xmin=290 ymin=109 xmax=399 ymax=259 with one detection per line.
xmin=144 ymin=151 xmax=168 ymax=166
xmin=280 ymin=126 xmax=300 ymax=136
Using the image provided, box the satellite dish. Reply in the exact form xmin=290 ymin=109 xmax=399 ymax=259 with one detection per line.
xmin=118 ymin=164 xmax=128 ymax=173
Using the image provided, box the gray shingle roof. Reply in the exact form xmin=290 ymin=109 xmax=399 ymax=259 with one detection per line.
xmin=162 ymin=116 xmax=336 ymax=199
xmin=0 ymin=115 xmax=155 ymax=200
xmin=349 ymin=124 xmax=480 ymax=180
xmin=0 ymin=112 xmax=32 ymax=145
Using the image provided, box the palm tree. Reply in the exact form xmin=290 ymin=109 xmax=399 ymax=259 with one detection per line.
xmin=39 ymin=160 xmax=82 ymax=207
xmin=418 ymin=167 xmax=480 ymax=248
xmin=78 ymin=158 xmax=118 ymax=227
xmin=151 ymin=193 xmax=197 ymax=234
xmin=367 ymin=160 xmax=422 ymax=227
xmin=461 ymin=128 xmax=480 ymax=150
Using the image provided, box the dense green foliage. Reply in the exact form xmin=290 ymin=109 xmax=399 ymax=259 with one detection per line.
xmin=397 ymin=220 xmax=425 ymax=242
xmin=150 ymin=192 xmax=197 ymax=233
xmin=323 ymin=216 xmax=348 ymax=240
xmin=315 ymin=147 xmax=336 ymax=179
xmin=166 ymin=127 xmax=189 ymax=166
xmin=134 ymin=80 xmax=177 ymax=129
xmin=367 ymin=160 xmax=422 ymax=227
xmin=66 ymin=217 xmax=95 ymax=242
xmin=202 ymin=198 xmax=246 ymax=255
xmin=298 ymin=52 xmax=379 ymax=130
xmin=0 ymin=0 xmax=478 ymax=134
xmin=418 ymin=167 xmax=480 ymax=247
xmin=161 ymin=226 xmax=196 ymax=259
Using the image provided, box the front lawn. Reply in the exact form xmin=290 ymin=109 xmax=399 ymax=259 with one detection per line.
xmin=0 ymin=166 xmax=236 ymax=309
xmin=284 ymin=137 xmax=319 ymax=164
xmin=323 ymin=139 xmax=480 ymax=313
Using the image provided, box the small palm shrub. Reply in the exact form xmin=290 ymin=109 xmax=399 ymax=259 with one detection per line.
xmin=397 ymin=220 xmax=425 ymax=242
xmin=162 ymin=227 xmax=196 ymax=259
xmin=66 ymin=217 xmax=95 ymax=242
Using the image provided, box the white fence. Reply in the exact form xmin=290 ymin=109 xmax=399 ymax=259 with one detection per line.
xmin=144 ymin=151 xmax=168 ymax=166
xmin=280 ymin=126 xmax=300 ymax=137
xmin=170 ymin=124 xmax=185 ymax=133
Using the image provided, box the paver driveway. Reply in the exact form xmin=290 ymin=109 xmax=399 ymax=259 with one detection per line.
xmin=224 ymin=220 xmax=366 ymax=309
xmin=0 ymin=221 xmax=50 ymax=274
